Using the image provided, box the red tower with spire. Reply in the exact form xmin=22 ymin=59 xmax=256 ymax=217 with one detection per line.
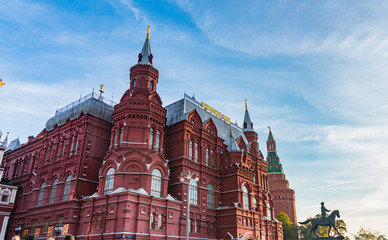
xmin=266 ymin=128 xmax=297 ymax=223
xmin=98 ymin=25 xmax=168 ymax=197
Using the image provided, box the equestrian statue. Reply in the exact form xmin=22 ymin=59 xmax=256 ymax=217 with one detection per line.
xmin=299 ymin=202 xmax=344 ymax=240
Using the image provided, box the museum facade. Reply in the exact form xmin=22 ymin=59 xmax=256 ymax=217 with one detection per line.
xmin=1 ymin=29 xmax=295 ymax=240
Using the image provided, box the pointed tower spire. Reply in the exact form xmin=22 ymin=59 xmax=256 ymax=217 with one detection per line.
xmin=138 ymin=25 xmax=153 ymax=65
xmin=243 ymin=99 xmax=254 ymax=132
xmin=266 ymin=127 xmax=283 ymax=174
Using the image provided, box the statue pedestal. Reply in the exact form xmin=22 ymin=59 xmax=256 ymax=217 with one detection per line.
xmin=312 ymin=237 xmax=344 ymax=240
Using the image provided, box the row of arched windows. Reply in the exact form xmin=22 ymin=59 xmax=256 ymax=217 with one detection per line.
xmin=37 ymin=175 xmax=72 ymax=206
xmin=188 ymin=141 xmax=215 ymax=167
xmin=103 ymin=168 xmax=163 ymax=197
xmin=241 ymin=186 xmax=272 ymax=219
xmin=149 ymin=213 xmax=163 ymax=230
xmin=44 ymin=134 xmax=79 ymax=165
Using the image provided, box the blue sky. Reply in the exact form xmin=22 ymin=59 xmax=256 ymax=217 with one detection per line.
xmin=1 ymin=0 xmax=388 ymax=237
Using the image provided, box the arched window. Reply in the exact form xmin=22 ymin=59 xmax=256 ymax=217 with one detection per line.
xmin=206 ymin=148 xmax=209 ymax=166
xmin=119 ymin=126 xmax=124 ymax=145
xmin=195 ymin=219 xmax=199 ymax=233
xmin=23 ymin=158 xmax=28 ymax=173
xmin=104 ymin=168 xmax=115 ymax=194
xmin=37 ymin=182 xmax=46 ymax=206
xmin=49 ymin=179 xmax=58 ymax=204
xmin=253 ymin=197 xmax=257 ymax=210
xmin=189 ymin=179 xmax=198 ymax=205
xmin=189 ymin=141 xmax=193 ymax=160
xmin=133 ymin=79 xmax=136 ymax=88
xmin=0 ymin=189 xmax=11 ymax=203
xmin=45 ymin=145 xmax=51 ymax=164
xmin=113 ymin=129 xmax=117 ymax=147
xmin=149 ymin=128 xmax=154 ymax=150
xmin=57 ymin=141 xmax=62 ymax=160
xmin=158 ymin=214 xmax=163 ymax=230
xmin=69 ymin=136 xmax=75 ymax=156
xmin=151 ymin=169 xmax=162 ymax=197
xmin=150 ymin=213 xmax=155 ymax=229
xmin=194 ymin=143 xmax=198 ymax=162
xmin=207 ymin=184 xmax=215 ymax=209
xmin=62 ymin=175 xmax=72 ymax=201
xmin=61 ymin=140 xmax=66 ymax=156
xmin=242 ymin=186 xmax=249 ymax=210
xmin=267 ymin=201 xmax=272 ymax=219
xmin=74 ymin=134 xmax=79 ymax=154
xmin=155 ymin=131 xmax=160 ymax=151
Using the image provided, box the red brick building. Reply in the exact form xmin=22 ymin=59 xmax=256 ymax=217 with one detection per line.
xmin=2 ymin=29 xmax=286 ymax=240
xmin=266 ymin=129 xmax=296 ymax=224
xmin=0 ymin=133 xmax=18 ymax=240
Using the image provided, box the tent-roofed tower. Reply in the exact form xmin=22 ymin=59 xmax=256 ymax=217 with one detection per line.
xmin=98 ymin=26 xmax=168 ymax=199
xmin=266 ymin=127 xmax=297 ymax=223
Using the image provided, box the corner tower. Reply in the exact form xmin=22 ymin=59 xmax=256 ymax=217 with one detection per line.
xmin=98 ymin=26 xmax=168 ymax=198
xmin=266 ymin=127 xmax=297 ymax=223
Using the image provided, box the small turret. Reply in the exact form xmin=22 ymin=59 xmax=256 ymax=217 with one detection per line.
xmin=243 ymin=100 xmax=254 ymax=132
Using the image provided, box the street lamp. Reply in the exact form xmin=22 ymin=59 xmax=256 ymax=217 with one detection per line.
xmin=54 ymin=224 xmax=63 ymax=240
xmin=179 ymin=170 xmax=199 ymax=240
xmin=14 ymin=225 xmax=22 ymax=237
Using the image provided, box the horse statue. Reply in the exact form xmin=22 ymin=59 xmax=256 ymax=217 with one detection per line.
xmin=299 ymin=210 xmax=343 ymax=239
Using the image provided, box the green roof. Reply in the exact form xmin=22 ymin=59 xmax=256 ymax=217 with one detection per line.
xmin=267 ymin=130 xmax=274 ymax=141
xmin=266 ymin=151 xmax=284 ymax=174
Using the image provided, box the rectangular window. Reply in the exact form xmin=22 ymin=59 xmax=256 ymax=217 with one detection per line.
xmin=43 ymin=218 xmax=49 ymax=233
xmin=57 ymin=216 xmax=64 ymax=225
xmin=150 ymin=213 xmax=155 ymax=229
xmin=31 ymin=220 xmax=37 ymax=234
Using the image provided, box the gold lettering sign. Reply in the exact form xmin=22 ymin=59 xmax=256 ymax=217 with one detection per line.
xmin=201 ymin=102 xmax=231 ymax=123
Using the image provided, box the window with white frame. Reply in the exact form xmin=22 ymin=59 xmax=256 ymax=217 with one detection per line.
xmin=119 ymin=126 xmax=124 ymax=145
xmin=207 ymin=184 xmax=215 ymax=209
xmin=189 ymin=141 xmax=193 ymax=160
xmin=189 ymin=179 xmax=198 ymax=205
xmin=242 ymin=186 xmax=249 ymax=210
xmin=151 ymin=169 xmax=162 ymax=197
xmin=37 ymin=182 xmax=46 ymax=206
xmin=74 ymin=134 xmax=79 ymax=154
xmin=0 ymin=189 xmax=11 ymax=203
xmin=253 ymin=197 xmax=257 ymax=210
xmin=158 ymin=214 xmax=163 ymax=230
xmin=104 ymin=168 xmax=115 ymax=195
xmin=156 ymin=131 xmax=160 ymax=151
xmin=62 ymin=175 xmax=72 ymax=201
xmin=267 ymin=201 xmax=272 ymax=219
xmin=149 ymin=128 xmax=154 ymax=149
xmin=150 ymin=212 xmax=155 ymax=229
xmin=206 ymin=148 xmax=209 ymax=166
xmin=49 ymin=179 xmax=58 ymax=204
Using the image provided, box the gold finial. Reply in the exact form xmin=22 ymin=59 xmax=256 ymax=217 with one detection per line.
xmin=267 ymin=126 xmax=271 ymax=131
xmin=147 ymin=25 xmax=150 ymax=39
xmin=245 ymin=99 xmax=247 ymax=110
xmin=231 ymin=126 xmax=234 ymax=137
xmin=99 ymin=84 xmax=104 ymax=96
xmin=0 ymin=79 xmax=5 ymax=87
